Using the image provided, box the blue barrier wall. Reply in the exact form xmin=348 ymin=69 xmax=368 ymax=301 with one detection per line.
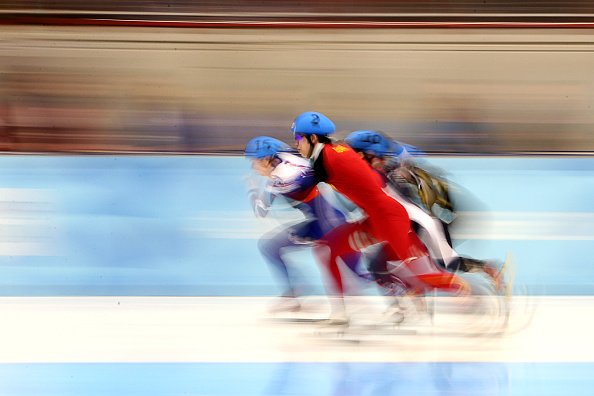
xmin=0 ymin=155 xmax=591 ymax=296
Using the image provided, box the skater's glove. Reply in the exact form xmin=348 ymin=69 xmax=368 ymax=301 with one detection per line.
xmin=252 ymin=198 xmax=269 ymax=218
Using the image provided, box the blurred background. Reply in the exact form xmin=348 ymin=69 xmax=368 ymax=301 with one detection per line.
xmin=0 ymin=1 xmax=594 ymax=155
xmin=0 ymin=2 xmax=592 ymax=297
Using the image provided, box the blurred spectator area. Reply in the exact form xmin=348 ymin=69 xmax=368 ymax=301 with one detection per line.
xmin=2 ymin=0 xmax=594 ymax=24
xmin=1 ymin=0 xmax=594 ymax=14
xmin=0 ymin=22 xmax=594 ymax=154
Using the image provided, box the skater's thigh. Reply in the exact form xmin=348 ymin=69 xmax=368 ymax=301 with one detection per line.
xmin=319 ymin=220 xmax=378 ymax=252
xmin=258 ymin=221 xmax=314 ymax=251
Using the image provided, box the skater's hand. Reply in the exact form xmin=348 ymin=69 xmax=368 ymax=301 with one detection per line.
xmin=252 ymin=198 xmax=269 ymax=218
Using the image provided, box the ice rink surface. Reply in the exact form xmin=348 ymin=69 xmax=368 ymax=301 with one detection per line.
xmin=0 ymin=295 xmax=592 ymax=395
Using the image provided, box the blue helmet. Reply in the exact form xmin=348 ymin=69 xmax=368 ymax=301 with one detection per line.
xmin=345 ymin=130 xmax=393 ymax=157
xmin=291 ymin=111 xmax=336 ymax=137
xmin=245 ymin=136 xmax=291 ymax=159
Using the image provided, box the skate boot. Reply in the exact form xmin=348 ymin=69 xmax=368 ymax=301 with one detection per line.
xmin=381 ymin=290 xmax=427 ymax=325
xmin=379 ymin=298 xmax=408 ymax=324
xmin=460 ymin=257 xmax=505 ymax=293
xmin=268 ymin=296 xmax=301 ymax=314
xmin=323 ymin=312 xmax=349 ymax=326
xmin=483 ymin=260 xmax=505 ymax=293
xmin=322 ymin=298 xmax=349 ymax=326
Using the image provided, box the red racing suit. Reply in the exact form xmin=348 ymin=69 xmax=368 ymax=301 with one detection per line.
xmin=312 ymin=143 xmax=470 ymax=296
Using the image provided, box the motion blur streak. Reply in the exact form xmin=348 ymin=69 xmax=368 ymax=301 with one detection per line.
xmin=1 ymin=26 xmax=594 ymax=154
